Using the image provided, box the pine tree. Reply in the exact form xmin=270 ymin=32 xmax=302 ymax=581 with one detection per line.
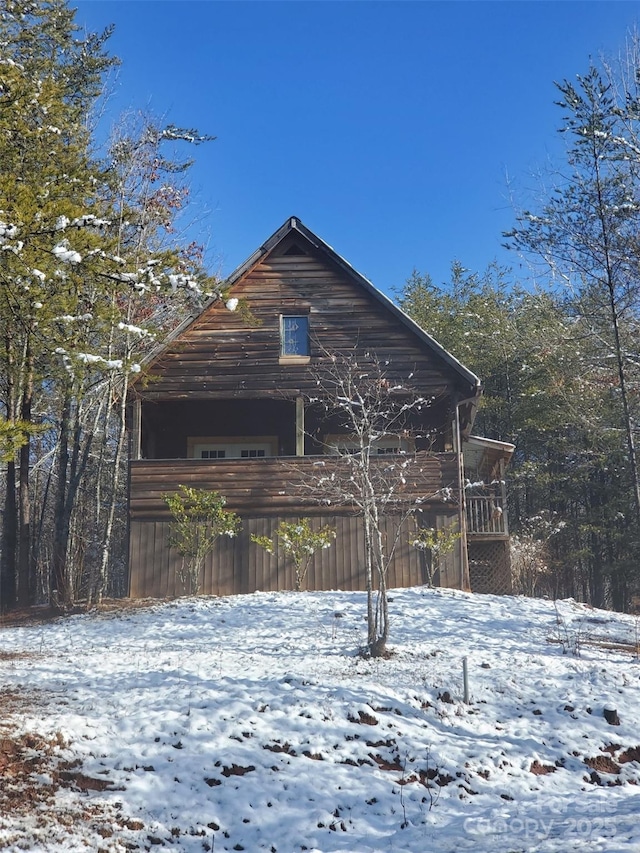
xmin=0 ymin=2 xmax=217 ymax=609
xmin=0 ymin=0 xmax=118 ymax=608
xmin=398 ymin=262 xmax=629 ymax=607
xmin=505 ymin=63 xmax=640 ymax=533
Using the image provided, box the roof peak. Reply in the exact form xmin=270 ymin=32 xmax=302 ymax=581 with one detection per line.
xmin=226 ymin=217 xmax=481 ymax=394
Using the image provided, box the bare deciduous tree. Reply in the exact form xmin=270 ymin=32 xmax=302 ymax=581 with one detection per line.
xmin=296 ymin=350 xmax=448 ymax=657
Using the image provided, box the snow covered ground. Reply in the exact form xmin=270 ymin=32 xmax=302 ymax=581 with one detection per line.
xmin=1 ymin=587 xmax=640 ymax=852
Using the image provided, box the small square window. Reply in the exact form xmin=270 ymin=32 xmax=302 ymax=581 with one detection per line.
xmin=280 ymin=315 xmax=309 ymax=357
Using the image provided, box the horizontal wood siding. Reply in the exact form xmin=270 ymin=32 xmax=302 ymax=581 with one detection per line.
xmin=128 ymin=512 xmax=452 ymax=599
xmin=129 ymin=453 xmax=459 ymax=518
xmin=138 ymin=243 xmax=469 ymax=401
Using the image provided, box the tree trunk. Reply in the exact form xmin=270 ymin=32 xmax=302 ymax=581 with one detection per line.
xmin=1 ymin=460 xmax=17 ymax=612
xmin=370 ymin=511 xmax=389 ymax=657
xmin=362 ymin=510 xmax=376 ymax=651
xmin=89 ymin=371 xmax=128 ymax=606
xmin=51 ymin=391 xmax=72 ymax=608
xmin=17 ymin=358 xmax=33 ymax=607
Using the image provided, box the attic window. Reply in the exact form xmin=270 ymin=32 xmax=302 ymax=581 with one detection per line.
xmin=283 ymin=243 xmax=307 ymax=256
xmin=280 ymin=315 xmax=310 ymax=360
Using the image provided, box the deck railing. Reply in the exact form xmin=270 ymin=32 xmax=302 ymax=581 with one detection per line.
xmin=129 ymin=452 xmax=460 ymax=518
xmin=466 ymin=494 xmax=507 ymax=535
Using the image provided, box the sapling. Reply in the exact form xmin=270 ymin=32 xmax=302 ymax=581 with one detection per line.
xmin=252 ymin=518 xmax=335 ymax=591
xmin=294 ymin=350 xmax=440 ymax=657
xmin=164 ymin=486 xmax=241 ymax=595
xmin=411 ymin=524 xmax=460 ymax=587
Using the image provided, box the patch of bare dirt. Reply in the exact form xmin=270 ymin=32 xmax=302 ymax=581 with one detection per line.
xmin=530 ymin=760 xmax=557 ymax=775
xmin=0 ymin=650 xmax=37 ymax=662
xmin=585 ymin=754 xmax=621 ymax=774
xmin=0 ymin=597 xmax=161 ymax=629
xmin=348 ymin=710 xmax=379 ymax=726
xmin=619 ymin=745 xmax=640 ymax=764
xmin=0 ymin=688 xmax=143 ymax=850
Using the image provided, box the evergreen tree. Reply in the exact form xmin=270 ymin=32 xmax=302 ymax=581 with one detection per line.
xmin=0 ymin=0 xmax=118 ymax=608
xmin=501 ymin=52 xmax=640 ymax=607
xmin=398 ymin=263 xmax=631 ymax=607
xmin=0 ymin=2 xmax=217 ymax=609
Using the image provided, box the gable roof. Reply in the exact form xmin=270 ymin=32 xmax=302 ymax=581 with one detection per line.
xmin=228 ymin=216 xmax=482 ymax=393
xmin=139 ymin=216 xmax=482 ymax=405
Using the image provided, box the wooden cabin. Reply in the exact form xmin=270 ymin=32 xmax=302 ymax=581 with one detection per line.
xmin=127 ymin=217 xmax=513 ymax=598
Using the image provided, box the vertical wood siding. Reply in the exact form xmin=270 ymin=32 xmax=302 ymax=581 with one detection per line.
xmin=128 ymin=512 xmax=458 ymax=598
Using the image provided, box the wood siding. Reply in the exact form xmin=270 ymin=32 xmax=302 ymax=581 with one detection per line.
xmin=137 ymin=236 xmax=471 ymax=403
xmin=125 ymin=221 xmax=495 ymax=599
xmin=129 ymin=452 xmax=459 ymax=518
xmin=128 ymin=452 xmax=463 ymax=597
xmin=128 ymin=513 xmax=462 ymax=599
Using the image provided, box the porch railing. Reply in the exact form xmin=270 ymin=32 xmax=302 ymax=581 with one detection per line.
xmin=129 ymin=452 xmax=460 ymax=519
xmin=466 ymin=495 xmax=507 ymax=535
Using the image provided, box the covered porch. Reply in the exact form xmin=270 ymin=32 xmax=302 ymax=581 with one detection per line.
xmin=463 ymin=435 xmax=515 ymax=593
xmin=129 ymin=396 xmax=455 ymax=461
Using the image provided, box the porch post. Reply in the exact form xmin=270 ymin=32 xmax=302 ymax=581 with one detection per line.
xmin=296 ymin=396 xmax=305 ymax=457
xmin=131 ymin=398 xmax=142 ymax=461
xmin=499 ymin=458 xmax=509 ymax=536
xmin=454 ymin=404 xmax=471 ymax=591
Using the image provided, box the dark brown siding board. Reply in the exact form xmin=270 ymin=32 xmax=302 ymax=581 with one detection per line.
xmin=129 ymin=454 xmax=459 ymax=519
xmin=351 ymin=514 xmax=363 ymax=590
xmin=129 ymin=521 xmax=142 ymax=597
xmin=240 ymin=524 xmax=253 ymax=595
xmin=401 ymin=517 xmax=416 ymax=587
xmin=151 ymin=521 xmax=165 ymax=598
xmin=202 ymin=535 xmax=213 ymax=596
xmin=136 ymin=245 xmax=470 ymax=403
xmin=212 ymin=533 xmax=228 ymax=596
xmin=305 ymin=517 xmax=318 ymax=591
xmin=129 ymin=523 xmax=140 ymax=597
xmin=143 ymin=521 xmax=156 ymax=598
xmin=154 ymin=522 xmax=165 ymax=598
xmin=387 ymin=516 xmax=403 ymax=589
xmin=343 ymin=516 xmax=357 ymax=591
xmin=225 ymin=532 xmax=240 ymax=596
xmin=165 ymin=522 xmax=177 ymax=598
xmin=247 ymin=519 xmax=261 ymax=590
xmin=325 ymin=514 xmax=338 ymax=590
xmin=208 ymin=534 xmax=222 ymax=596
xmin=248 ymin=520 xmax=258 ymax=593
xmin=139 ymin=522 xmax=151 ymax=597
xmin=140 ymin=523 xmax=153 ymax=597
xmin=128 ymin=507 xmax=464 ymax=599
xmin=384 ymin=517 xmax=398 ymax=588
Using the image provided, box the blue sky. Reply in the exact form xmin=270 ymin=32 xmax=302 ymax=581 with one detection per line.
xmin=74 ymin=1 xmax=640 ymax=296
